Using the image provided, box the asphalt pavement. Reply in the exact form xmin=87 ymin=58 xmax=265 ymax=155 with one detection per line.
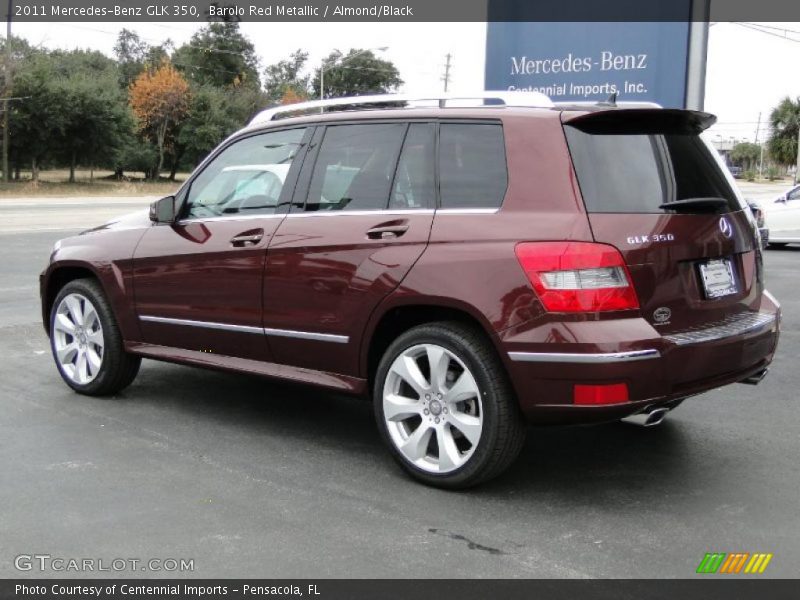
xmin=0 ymin=194 xmax=798 ymax=579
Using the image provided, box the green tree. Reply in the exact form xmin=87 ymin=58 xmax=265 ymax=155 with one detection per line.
xmin=168 ymin=84 xmax=263 ymax=180
xmin=7 ymin=52 xmax=66 ymax=180
xmin=50 ymin=51 xmax=135 ymax=182
xmin=311 ymin=49 xmax=402 ymax=99
xmin=172 ymin=22 xmax=260 ymax=89
xmin=767 ymin=96 xmax=800 ymax=166
xmin=113 ymin=28 xmax=172 ymax=89
xmin=263 ymin=49 xmax=309 ymax=104
xmin=730 ymin=142 xmax=761 ymax=172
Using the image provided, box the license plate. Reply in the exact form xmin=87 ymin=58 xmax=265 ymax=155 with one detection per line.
xmin=699 ymin=258 xmax=737 ymax=298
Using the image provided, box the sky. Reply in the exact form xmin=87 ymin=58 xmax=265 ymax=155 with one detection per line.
xmin=9 ymin=20 xmax=800 ymax=143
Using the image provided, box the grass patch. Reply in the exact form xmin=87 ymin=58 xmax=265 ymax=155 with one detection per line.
xmin=0 ymin=169 xmax=188 ymax=198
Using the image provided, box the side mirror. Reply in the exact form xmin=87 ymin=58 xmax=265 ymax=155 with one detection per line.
xmin=149 ymin=195 xmax=177 ymax=223
xmin=775 ymin=196 xmax=787 ymax=204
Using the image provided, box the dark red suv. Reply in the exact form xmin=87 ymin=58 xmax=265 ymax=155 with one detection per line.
xmin=41 ymin=92 xmax=780 ymax=488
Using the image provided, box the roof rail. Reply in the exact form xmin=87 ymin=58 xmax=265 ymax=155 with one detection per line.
xmin=248 ymin=91 xmax=554 ymax=126
xmin=553 ymin=100 xmax=663 ymax=109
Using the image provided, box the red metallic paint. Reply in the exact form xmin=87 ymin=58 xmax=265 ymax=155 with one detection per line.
xmin=132 ymin=216 xmax=285 ymax=361
xmin=40 ymin=106 xmax=781 ymax=426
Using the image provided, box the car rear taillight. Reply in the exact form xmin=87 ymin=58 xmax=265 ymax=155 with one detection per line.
xmin=514 ymin=242 xmax=639 ymax=312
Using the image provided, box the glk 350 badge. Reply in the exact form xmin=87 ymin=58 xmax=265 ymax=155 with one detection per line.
xmin=626 ymin=233 xmax=675 ymax=245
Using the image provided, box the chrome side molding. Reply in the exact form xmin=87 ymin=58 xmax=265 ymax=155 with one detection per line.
xmin=139 ymin=315 xmax=349 ymax=344
xmin=507 ymin=349 xmax=660 ymax=363
xmin=262 ymin=327 xmax=349 ymax=344
xmin=140 ymin=315 xmax=263 ymax=334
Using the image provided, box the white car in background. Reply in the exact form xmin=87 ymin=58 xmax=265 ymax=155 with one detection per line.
xmin=763 ymin=183 xmax=800 ymax=247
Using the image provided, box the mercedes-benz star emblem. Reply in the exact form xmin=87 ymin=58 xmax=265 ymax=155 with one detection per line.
xmin=719 ymin=217 xmax=733 ymax=239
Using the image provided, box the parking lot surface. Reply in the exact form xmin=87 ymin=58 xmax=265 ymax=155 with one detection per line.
xmin=0 ymin=196 xmax=797 ymax=578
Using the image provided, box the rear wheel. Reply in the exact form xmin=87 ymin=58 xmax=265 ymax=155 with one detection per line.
xmin=374 ymin=322 xmax=525 ymax=488
xmin=50 ymin=278 xmax=141 ymax=396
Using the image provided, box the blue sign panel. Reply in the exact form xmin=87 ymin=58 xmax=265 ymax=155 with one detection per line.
xmin=485 ymin=22 xmax=692 ymax=108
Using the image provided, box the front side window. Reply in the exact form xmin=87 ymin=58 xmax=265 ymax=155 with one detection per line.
xmin=184 ymin=127 xmax=307 ymax=219
xmin=439 ymin=123 xmax=508 ymax=209
xmin=304 ymin=123 xmax=406 ymax=212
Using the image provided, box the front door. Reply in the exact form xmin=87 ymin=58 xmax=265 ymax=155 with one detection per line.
xmin=133 ymin=126 xmax=311 ymax=361
xmin=263 ymin=122 xmax=437 ymax=376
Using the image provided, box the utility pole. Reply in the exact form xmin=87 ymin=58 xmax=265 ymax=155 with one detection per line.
xmin=755 ymin=112 xmax=763 ymax=180
xmin=2 ymin=0 xmax=11 ymax=183
xmin=441 ymin=53 xmax=452 ymax=92
xmin=795 ymin=124 xmax=800 ymax=185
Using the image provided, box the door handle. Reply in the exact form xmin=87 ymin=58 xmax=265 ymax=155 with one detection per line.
xmin=366 ymin=223 xmax=409 ymax=240
xmin=230 ymin=229 xmax=264 ymax=247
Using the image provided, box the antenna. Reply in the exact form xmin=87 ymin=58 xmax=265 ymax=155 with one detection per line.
xmin=598 ymin=92 xmax=618 ymax=107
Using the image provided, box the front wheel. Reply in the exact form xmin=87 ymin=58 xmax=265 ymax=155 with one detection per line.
xmin=373 ymin=322 xmax=525 ymax=488
xmin=50 ymin=278 xmax=141 ymax=396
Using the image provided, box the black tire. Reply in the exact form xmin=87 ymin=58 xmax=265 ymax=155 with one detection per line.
xmin=49 ymin=278 xmax=141 ymax=396
xmin=373 ymin=321 xmax=526 ymax=489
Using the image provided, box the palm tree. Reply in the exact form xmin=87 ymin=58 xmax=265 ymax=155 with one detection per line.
xmin=767 ymin=96 xmax=800 ymax=168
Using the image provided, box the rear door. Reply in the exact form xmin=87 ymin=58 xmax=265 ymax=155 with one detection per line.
xmin=563 ymin=109 xmax=761 ymax=335
xmin=263 ymin=121 xmax=436 ymax=376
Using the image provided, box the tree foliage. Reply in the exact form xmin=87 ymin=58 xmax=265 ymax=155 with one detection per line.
xmin=311 ymin=49 xmax=402 ymax=99
xmin=730 ymin=142 xmax=761 ymax=170
xmin=129 ymin=61 xmax=190 ymax=179
xmin=114 ymin=29 xmax=172 ymax=89
xmin=170 ymin=84 xmax=263 ymax=179
xmin=10 ymin=49 xmax=134 ymax=181
xmin=172 ymin=22 xmax=260 ymax=89
xmin=767 ymin=96 xmax=800 ymax=166
xmin=264 ymin=50 xmax=309 ymax=104
xmin=4 ymin=24 xmax=406 ymax=183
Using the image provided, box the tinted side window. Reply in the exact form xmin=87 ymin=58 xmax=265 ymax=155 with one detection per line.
xmin=390 ymin=123 xmax=436 ymax=210
xmin=439 ymin=123 xmax=508 ymax=209
xmin=305 ymin=123 xmax=406 ymax=212
xmin=184 ymin=128 xmax=307 ymax=219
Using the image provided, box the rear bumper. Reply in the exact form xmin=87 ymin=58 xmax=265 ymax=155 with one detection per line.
xmin=501 ymin=291 xmax=781 ymax=424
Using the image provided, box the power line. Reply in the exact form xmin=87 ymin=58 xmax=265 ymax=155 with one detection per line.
xmin=741 ymin=22 xmax=800 ymax=37
xmin=736 ymin=22 xmax=800 ymax=44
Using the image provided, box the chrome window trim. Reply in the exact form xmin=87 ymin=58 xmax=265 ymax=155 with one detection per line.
xmin=285 ymin=209 xmax=436 ymax=218
xmin=663 ymin=312 xmax=777 ymax=346
xmin=507 ymin=349 xmax=660 ymax=363
xmin=436 ymin=208 xmax=500 ymax=215
xmin=139 ymin=315 xmax=349 ymax=343
xmin=175 ymin=213 xmax=287 ymax=225
xmin=281 ymin=208 xmax=503 ymax=218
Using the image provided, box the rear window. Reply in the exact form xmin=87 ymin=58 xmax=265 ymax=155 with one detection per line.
xmin=565 ymin=127 xmax=739 ymax=214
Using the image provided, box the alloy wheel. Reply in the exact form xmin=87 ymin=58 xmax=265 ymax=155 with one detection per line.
xmin=52 ymin=293 xmax=105 ymax=385
xmin=382 ymin=343 xmax=483 ymax=474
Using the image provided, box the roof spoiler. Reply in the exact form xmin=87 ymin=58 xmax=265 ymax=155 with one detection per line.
xmin=564 ymin=108 xmax=717 ymax=135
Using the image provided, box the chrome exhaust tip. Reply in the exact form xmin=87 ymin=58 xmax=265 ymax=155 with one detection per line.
xmin=621 ymin=407 xmax=670 ymax=427
xmin=740 ymin=368 xmax=769 ymax=385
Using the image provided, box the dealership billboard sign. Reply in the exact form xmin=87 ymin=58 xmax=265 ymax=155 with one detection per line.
xmin=485 ymin=8 xmax=709 ymax=109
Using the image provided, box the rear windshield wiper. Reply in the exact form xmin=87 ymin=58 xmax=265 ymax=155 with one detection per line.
xmin=659 ymin=197 xmax=729 ymax=212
